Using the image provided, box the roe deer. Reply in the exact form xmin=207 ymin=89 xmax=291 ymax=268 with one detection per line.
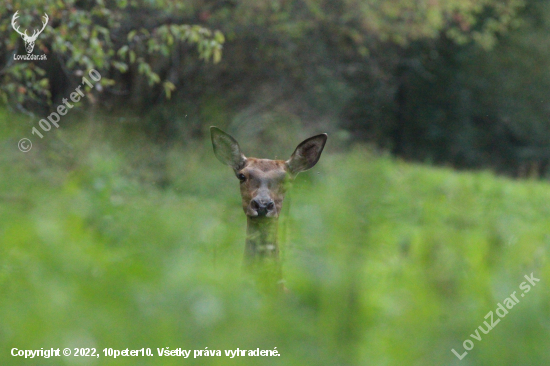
xmin=210 ymin=127 xmax=327 ymax=292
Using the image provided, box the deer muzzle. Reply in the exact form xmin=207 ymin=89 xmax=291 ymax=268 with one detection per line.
xmin=249 ymin=197 xmax=276 ymax=218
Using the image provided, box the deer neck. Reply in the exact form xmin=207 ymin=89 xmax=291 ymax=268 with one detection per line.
xmin=244 ymin=216 xmax=283 ymax=288
xmin=245 ymin=216 xmax=279 ymax=261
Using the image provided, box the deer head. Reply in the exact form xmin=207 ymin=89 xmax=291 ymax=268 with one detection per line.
xmin=211 ymin=127 xmax=327 ymax=219
xmin=12 ymin=11 xmax=49 ymax=54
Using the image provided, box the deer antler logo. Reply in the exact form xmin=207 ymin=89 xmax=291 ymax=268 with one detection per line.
xmin=11 ymin=11 xmax=49 ymax=54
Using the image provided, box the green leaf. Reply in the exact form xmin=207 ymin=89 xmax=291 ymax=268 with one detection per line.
xmin=127 ymin=30 xmax=137 ymax=42
xmin=163 ymin=81 xmax=176 ymax=99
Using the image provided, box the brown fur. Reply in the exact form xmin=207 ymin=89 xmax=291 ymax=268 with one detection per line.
xmin=238 ymin=158 xmax=289 ymax=218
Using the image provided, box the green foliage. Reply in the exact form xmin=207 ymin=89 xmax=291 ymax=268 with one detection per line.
xmin=0 ymin=0 xmax=224 ymax=109
xmin=1 ymin=112 xmax=549 ymax=365
xmin=0 ymin=0 xmax=524 ymax=112
xmin=349 ymin=0 xmax=550 ymax=176
xmin=343 ymin=0 xmax=550 ymax=176
xmin=2 ymin=0 xmax=538 ymax=178
xmin=341 ymin=0 xmax=524 ymax=47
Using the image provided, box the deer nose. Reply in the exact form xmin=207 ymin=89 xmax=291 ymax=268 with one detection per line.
xmin=251 ymin=198 xmax=275 ymax=216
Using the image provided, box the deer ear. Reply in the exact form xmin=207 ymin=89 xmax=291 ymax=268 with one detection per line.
xmin=286 ymin=133 xmax=327 ymax=175
xmin=210 ymin=127 xmax=247 ymax=170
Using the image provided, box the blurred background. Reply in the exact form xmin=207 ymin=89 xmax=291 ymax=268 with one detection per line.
xmin=1 ymin=0 xmax=550 ymax=365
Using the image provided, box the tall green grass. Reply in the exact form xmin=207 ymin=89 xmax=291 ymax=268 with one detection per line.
xmin=1 ymin=113 xmax=549 ymax=365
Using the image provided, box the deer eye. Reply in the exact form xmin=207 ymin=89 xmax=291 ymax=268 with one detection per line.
xmin=237 ymin=173 xmax=246 ymax=182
